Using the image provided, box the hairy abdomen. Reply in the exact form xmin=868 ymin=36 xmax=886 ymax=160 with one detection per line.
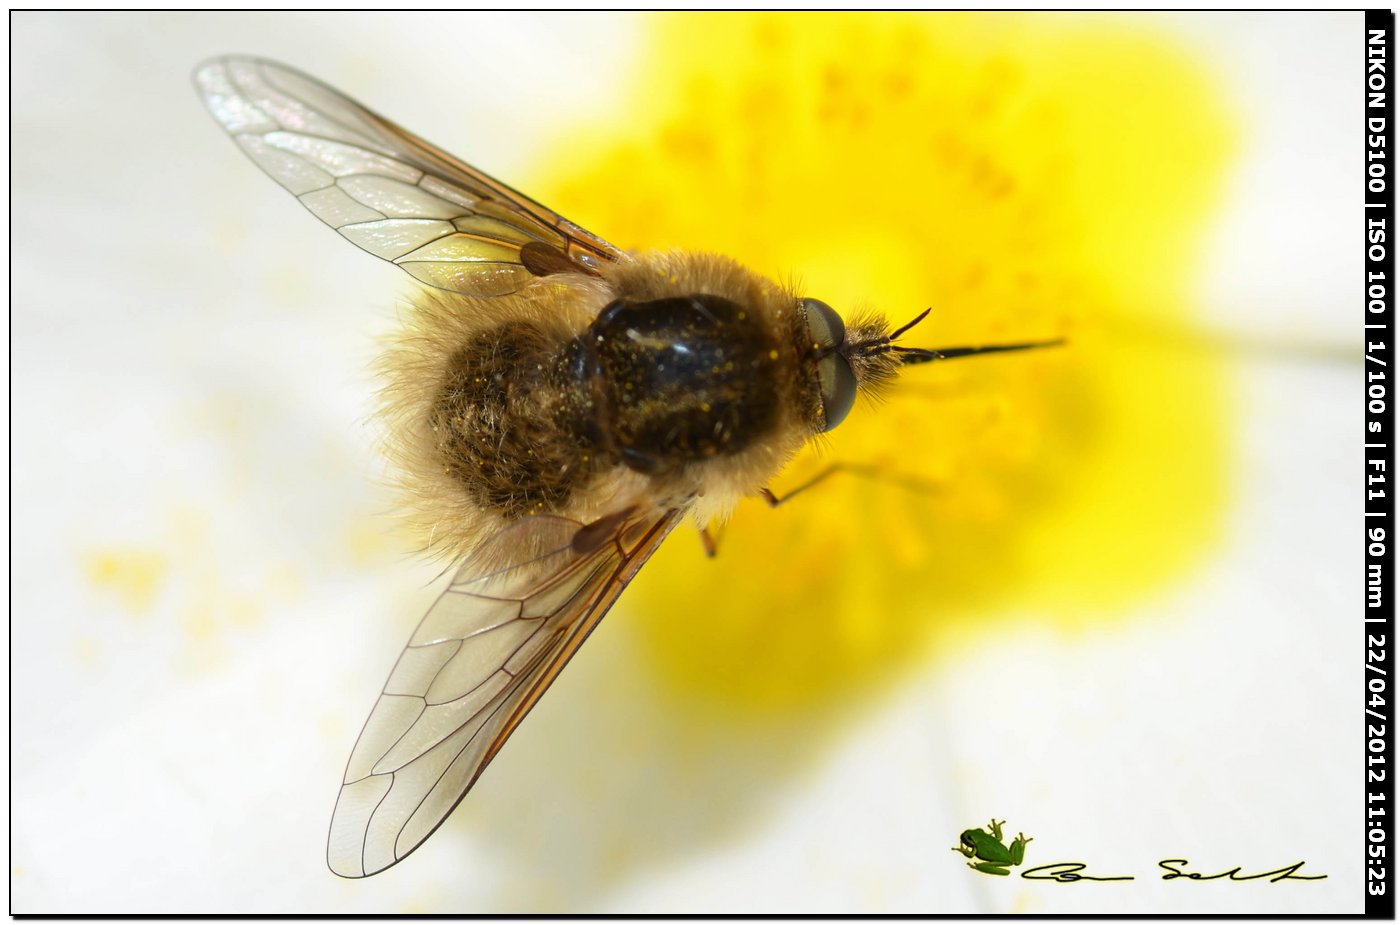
xmin=430 ymin=323 xmax=599 ymax=519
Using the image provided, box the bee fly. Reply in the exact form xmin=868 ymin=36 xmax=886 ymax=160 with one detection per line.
xmin=194 ymin=56 xmax=1062 ymax=878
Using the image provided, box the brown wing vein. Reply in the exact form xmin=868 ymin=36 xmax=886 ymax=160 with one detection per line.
xmin=194 ymin=56 xmax=625 ymax=296
xmin=327 ymin=507 xmax=681 ymax=877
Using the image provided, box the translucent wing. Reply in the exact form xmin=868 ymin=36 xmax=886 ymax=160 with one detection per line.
xmin=327 ymin=506 xmax=682 ymax=878
xmin=193 ymin=56 xmax=625 ymax=296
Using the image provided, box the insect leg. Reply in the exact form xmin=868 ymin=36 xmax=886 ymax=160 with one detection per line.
xmin=759 ymin=463 xmax=946 ymax=508
xmin=698 ymin=526 xmax=718 ymax=558
xmin=696 ymin=522 xmax=729 ymax=558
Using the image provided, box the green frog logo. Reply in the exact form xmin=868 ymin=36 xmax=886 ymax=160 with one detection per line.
xmin=953 ymin=819 xmax=1032 ymax=876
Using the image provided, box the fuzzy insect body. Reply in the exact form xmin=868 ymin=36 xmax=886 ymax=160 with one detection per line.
xmin=383 ymin=252 xmax=826 ymax=565
xmin=194 ymin=56 xmax=1059 ymax=878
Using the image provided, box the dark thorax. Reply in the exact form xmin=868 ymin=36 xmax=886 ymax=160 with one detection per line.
xmin=567 ymin=294 xmax=784 ymax=474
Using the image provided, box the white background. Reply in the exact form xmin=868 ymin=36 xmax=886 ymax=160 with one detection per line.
xmin=11 ymin=11 xmax=1362 ymax=913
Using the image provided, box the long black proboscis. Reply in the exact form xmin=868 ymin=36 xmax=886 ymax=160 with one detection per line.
xmin=894 ymin=338 xmax=1066 ymax=364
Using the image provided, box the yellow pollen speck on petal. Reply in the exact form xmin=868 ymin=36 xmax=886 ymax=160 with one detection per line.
xmin=82 ymin=548 xmax=167 ymax=616
xmin=534 ymin=12 xmax=1234 ymax=718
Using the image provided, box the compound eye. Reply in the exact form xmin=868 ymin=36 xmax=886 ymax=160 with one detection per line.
xmin=817 ymin=352 xmax=858 ymax=431
xmin=801 ymin=298 xmax=845 ymax=351
xmin=800 ymin=298 xmax=856 ymax=431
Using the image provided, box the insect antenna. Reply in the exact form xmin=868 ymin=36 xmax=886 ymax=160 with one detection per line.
xmin=886 ymin=308 xmax=932 ymax=342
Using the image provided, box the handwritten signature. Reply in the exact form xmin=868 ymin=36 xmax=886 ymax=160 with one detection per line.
xmin=1019 ymin=859 xmax=1327 ymax=883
